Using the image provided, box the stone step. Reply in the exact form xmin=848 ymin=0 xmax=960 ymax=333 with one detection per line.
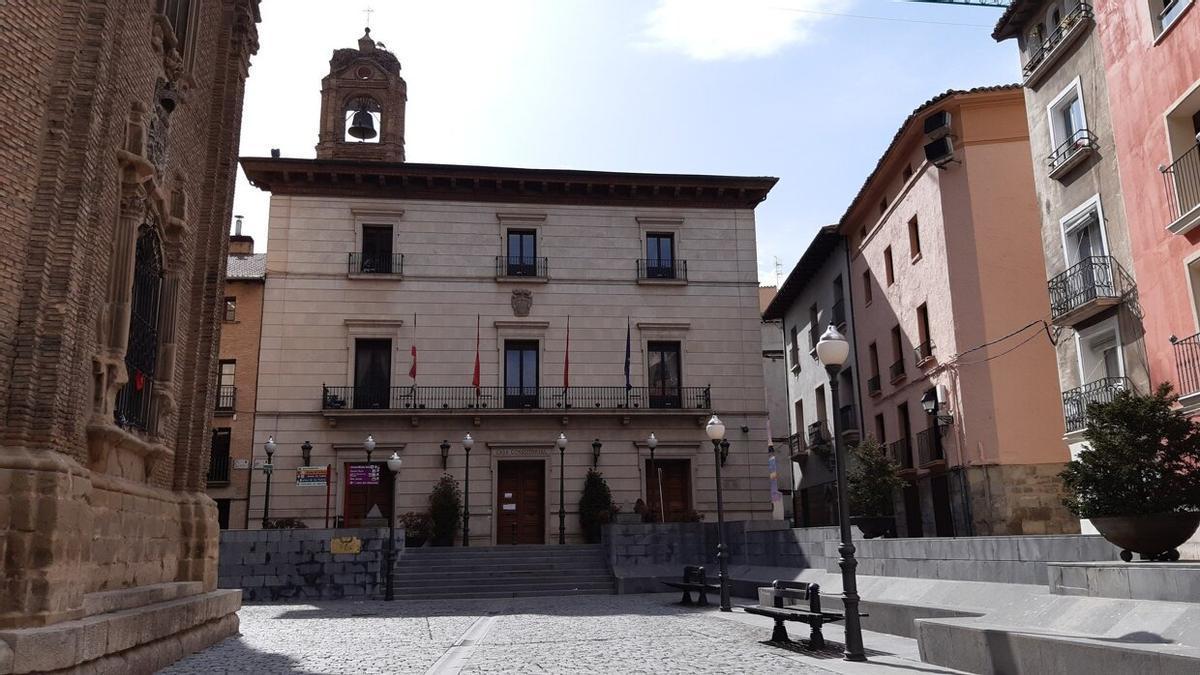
xmin=400 ymin=550 xmax=605 ymax=561
xmin=392 ymin=573 xmax=615 ymax=585
xmin=391 ymin=560 xmax=609 ymax=572
xmin=405 ymin=544 xmax=601 ymax=554
xmin=390 ymin=585 xmax=615 ymax=600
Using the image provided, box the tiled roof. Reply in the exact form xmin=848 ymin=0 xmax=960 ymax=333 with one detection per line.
xmin=835 ymin=84 xmax=1022 ymax=229
xmin=226 ymin=253 xmax=266 ymax=280
xmin=993 ymin=0 xmax=1041 ymax=41
xmin=761 ymin=225 xmax=842 ymax=321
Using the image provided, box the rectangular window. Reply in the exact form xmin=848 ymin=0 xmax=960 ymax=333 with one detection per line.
xmin=884 ymin=247 xmax=895 ymax=286
xmin=890 ymin=325 xmax=906 ymax=381
xmin=874 ymin=413 xmax=886 ymax=445
xmin=809 ymin=304 xmax=820 ymax=350
xmin=862 ymin=270 xmax=873 ymax=305
xmin=504 ymin=340 xmax=539 ymax=408
xmin=916 ymin=303 xmax=933 ymax=362
xmin=506 ymin=229 xmax=538 ymax=277
xmin=360 ymin=224 xmax=395 ymax=273
xmin=162 ymin=1 xmax=193 ymax=57
xmin=896 ymin=402 xmax=913 ymax=468
xmin=645 ymin=233 xmax=676 ymax=279
xmin=223 ymin=296 xmax=236 ymax=322
xmin=1154 ymin=0 xmax=1190 ymax=36
xmin=647 ymin=341 xmax=683 ymax=409
xmin=1048 ymin=83 xmax=1086 ymax=151
xmin=815 ymin=385 xmax=827 ymax=423
xmin=789 ymin=325 xmax=800 ymax=369
xmin=868 ymin=342 xmax=881 ymax=394
xmin=216 ymin=360 xmax=235 ymax=411
xmin=354 ymin=338 xmax=391 ymax=409
xmin=207 ymin=427 xmax=231 ymax=486
xmin=794 ymin=401 xmax=806 ymax=451
xmin=908 ymin=216 xmax=922 ymax=259
xmin=832 ymin=276 xmax=846 ymax=327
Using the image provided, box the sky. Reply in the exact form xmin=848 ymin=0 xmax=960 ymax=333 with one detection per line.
xmin=231 ymin=0 xmax=1021 ymax=285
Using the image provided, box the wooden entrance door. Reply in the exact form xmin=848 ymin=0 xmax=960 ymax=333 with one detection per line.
xmin=496 ymin=461 xmax=545 ymax=544
xmin=343 ymin=462 xmax=394 ymax=527
xmin=645 ymin=459 xmax=692 ymax=522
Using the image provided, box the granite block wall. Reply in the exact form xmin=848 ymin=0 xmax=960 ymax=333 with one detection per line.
xmin=218 ymin=528 xmax=402 ymax=601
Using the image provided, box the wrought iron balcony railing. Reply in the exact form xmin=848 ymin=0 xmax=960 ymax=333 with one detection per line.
xmin=496 ymin=256 xmax=549 ymax=279
xmin=1162 ymin=141 xmax=1200 ymax=234
xmin=807 ymin=420 xmax=831 ymax=448
xmin=1172 ymin=332 xmax=1200 ymax=397
xmin=1062 ymin=376 xmax=1130 ymax=433
xmin=889 ymin=358 xmax=906 ymax=382
xmin=831 ymin=299 xmax=846 ymax=328
xmin=349 ymin=252 xmax=404 ymax=275
xmin=215 ymin=385 xmax=236 ymax=413
xmin=1047 ymin=256 xmax=1134 ymax=324
xmin=637 ymin=259 xmax=687 ymax=281
xmin=207 ymin=449 xmax=231 ymax=485
xmin=888 ymin=437 xmax=913 ymax=470
xmin=867 ymin=374 xmax=881 ymax=395
xmin=788 ymin=432 xmax=807 ymax=457
xmin=914 ymin=339 xmax=935 ymax=364
xmin=916 ymin=426 xmax=945 ymax=466
xmin=321 ymin=384 xmax=711 ymax=412
xmin=1047 ymin=129 xmax=1098 ymax=178
xmin=839 ymin=404 xmax=858 ymax=433
xmin=1022 ymin=3 xmax=1094 ymax=85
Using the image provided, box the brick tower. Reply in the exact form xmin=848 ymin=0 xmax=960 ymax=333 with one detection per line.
xmin=315 ymin=28 xmax=407 ymax=163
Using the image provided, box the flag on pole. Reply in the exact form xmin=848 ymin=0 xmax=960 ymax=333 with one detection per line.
xmin=409 ymin=313 xmax=417 ymax=381
xmin=472 ymin=315 xmax=481 ymax=393
xmin=563 ymin=316 xmax=570 ymax=389
xmin=624 ymin=317 xmax=632 ymax=391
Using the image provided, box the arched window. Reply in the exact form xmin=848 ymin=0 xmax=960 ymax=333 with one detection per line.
xmin=115 ymin=225 xmax=164 ymax=430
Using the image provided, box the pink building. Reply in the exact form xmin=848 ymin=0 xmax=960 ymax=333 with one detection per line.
xmin=844 ymin=87 xmax=1076 ymax=537
xmin=1093 ymin=1 xmax=1200 ymax=410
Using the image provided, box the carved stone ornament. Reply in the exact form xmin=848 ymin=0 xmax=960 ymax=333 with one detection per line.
xmin=511 ymin=289 xmax=533 ymax=317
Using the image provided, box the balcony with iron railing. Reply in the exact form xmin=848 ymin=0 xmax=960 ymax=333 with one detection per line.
xmin=637 ymin=259 xmax=687 ymax=282
xmin=888 ymin=437 xmax=914 ymax=471
xmin=916 ymin=426 xmax=945 ymax=467
xmin=807 ymin=420 xmax=831 ymax=449
xmin=1172 ymin=332 xmax=1200 ymax=400
xmin=1047 ymin=255 xmax=1135 ymax=326
xmin=831 ymin=299 xmax=846 ymax=328
xmin=889 ymin=357 xmax=906 ymax=383
xmin=838 ymin=404 xmax=860 ymax=442
xmin=496 ymin=256 xmax=549 ymax=280
xmin=348 ymin=252 xmax=404 ymax=276
xmin=867 ymin=374 xmax=881 ymax=396
xmin=1062 ymin=376 xmax=1130 ymax=434
xmin=1021 ymin=3 xmax=1094 ymax=88
xmin=215 ymin=385 xmax=236 ymax=414
xmin=206 ymin=449 xmax=231 ymax=486
xmin=1162 ymin=140 xmax=1200 ymax=235
xmin=1047 ymin=129 xmax=1098 ymax=180
xmin=914 ymin=339 xmax=935 ymax=366
xmin=321 ymin=384 xmax=711 ymax=414
xmin=788 ymin=432 xmax=807 ymax=460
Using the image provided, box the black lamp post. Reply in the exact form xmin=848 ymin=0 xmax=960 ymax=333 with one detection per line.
xmin=440 ymin=440 xmax=450 ymax=470
xmin=719 ymin=439 xmax=730 ymax=467
xmin=647 ymin=433 xmax=659 ymax=523
xmin=592 ymin=439 xmax=602 ymax=469
xmin=385 ymin=452 xmax=402 ymax=601
xmin=301 ymin=440 xmax=312 ymax=466
xmin=462 ymin=433 xmax=473 ymax=546
xmin=705 ymin=415 xmax=732 ymax=612
xmin=816 ymin=325 xmax=866 ymax=661
xmin=260 ymin=436 xmax=276 ymax=529
xmin=556 ymin=433 xmax=567 ymax=545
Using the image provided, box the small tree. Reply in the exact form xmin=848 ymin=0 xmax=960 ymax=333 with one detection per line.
xmin=847 ymin=437 xmax=904 ymax=517
xmin=428 ymin=474 xmax=462 ymax=546
xmin=1060 ymin=383 xmax=1200 ymax=518
xmin=578 ymin=468 xmax=616 ymax=543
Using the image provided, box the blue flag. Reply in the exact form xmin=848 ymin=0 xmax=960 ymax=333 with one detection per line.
xmin=624 ymin=318 xmax=631 ymax=391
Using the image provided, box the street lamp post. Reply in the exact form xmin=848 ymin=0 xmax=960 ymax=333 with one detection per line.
xmin=705 ymin=415 xmax=732 ymax=612
xmin=556 ymin=433 xmax=567 ymax=545
xmin=816 ymin=325 xmax=866 ymax=661
xmin=385 ymin=452 xmax=402 ymax=601
xmin=592 ymin=439 xmax=602 ymax=469
xmin=301 ymin=440 xmax=313 ymax=466
xmin=261 ymin=436 xmax=277 ymax=529
xmin=647 ymin=433 xmax=661 ymax=523
xmin=462 ymin=434 xmax=473 ymax=546
xmin=363 ymin=434 xmax=376 ymax=527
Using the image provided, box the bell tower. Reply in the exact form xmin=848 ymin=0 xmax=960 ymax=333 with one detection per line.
xmin=316 ymin=28 xmax=406 ymax=162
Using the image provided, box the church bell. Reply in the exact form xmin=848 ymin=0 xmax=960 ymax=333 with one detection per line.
xmin=347 ymin=108 xmax=377 ymax=140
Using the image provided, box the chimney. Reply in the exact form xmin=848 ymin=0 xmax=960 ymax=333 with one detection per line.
xmin=229 ymin=215 xmax=254 ymax=254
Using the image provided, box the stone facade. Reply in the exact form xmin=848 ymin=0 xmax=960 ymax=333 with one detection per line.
xmin=0 ymin=1 xmax=259 ymax=671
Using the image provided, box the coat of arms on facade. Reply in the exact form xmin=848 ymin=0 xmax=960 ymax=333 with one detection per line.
xmin=511 ymin=289 xmax=533 ymax=317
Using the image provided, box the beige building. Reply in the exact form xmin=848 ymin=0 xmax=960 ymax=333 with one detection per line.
xmin=238 ymin=31 xmax=778 ymax=543
xmin=206 ymin=219 xmax=266 ymax=529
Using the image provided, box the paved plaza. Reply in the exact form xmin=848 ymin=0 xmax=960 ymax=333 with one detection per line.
xmin=161 ymin=593 xmax=962 ymax=674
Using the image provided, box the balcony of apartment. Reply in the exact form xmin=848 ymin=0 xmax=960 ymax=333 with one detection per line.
xmin=867 ymin=374 xmax=882 ymax=397
xmin=831 ymin=299 xmax=846 ymax=328
xmin=1172 ymin=332 xmax=1200 ymax=411
xmin=915 ymin=425 xmax=946 ymax=468
xmin=838 ymin=404 xmax=860 ymax=442
xmin=1162 ymin=140 xmax=1200 ymax=235
xmin=320 ymin=384 xmax=712 ymax=419
xmin=1021 ymin=3 xmax=1095 ymax=88
xmin=1047 ymin=256 xmax=1135 ymax=326
xmin=889 ymin=357 xmax=906 ymax=384
xmin=206 ymin=449 xmax=231 ymax=487
xmin=636 ymin=259 xmax=688 ymax=284
xmin=214 ymin=385 xmax=236 ymax=415
xmin=1061 ymin=376 xmax=1130 ymax=434
xmin=348 ymin=252 xmax=404 ymax=277
xmin=807 ymin=419 xmax=832 ymax=451
xmin=888 ymin=437 xmax=914 ymax=471
xmin=914 ymin=340 xmax=935 ymax=368
xmin=787 ymin=431 xmax=807 ymax=462
xmin=495 ymin=256 xmax=549 ymax=281
xmin=1047 ymin=129 xmax=1098 ymax=181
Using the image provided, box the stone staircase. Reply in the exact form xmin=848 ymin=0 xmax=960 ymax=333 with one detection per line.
xmin=390 ymin=544 xmax=614 ymax=600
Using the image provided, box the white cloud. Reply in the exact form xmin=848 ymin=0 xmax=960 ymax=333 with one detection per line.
xmin=641 ymin=0 xmax=850 ymax=61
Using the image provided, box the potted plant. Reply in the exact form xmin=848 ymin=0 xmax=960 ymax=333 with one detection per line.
xmin=847 ymin=437 xmax=904 ymax=539
xmin=578 ymin=468 xmax=618 ymax=543
xmin=1060 ymin=384 xmax=1200 ymax=561
xmin=398 ymin=511 xmax=431 ymax=548
xmin=428 ymin=474 xmax=462 ymax=547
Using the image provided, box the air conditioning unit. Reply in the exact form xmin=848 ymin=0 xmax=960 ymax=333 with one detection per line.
xmin=923 ymin=110 xmax=952 ymax=140
xmin=924 ymin=136 xmax=956 ymax=168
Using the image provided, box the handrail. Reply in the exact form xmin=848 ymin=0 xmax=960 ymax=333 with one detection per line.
xmin=1022 ymin=3 xmax=1094 ymax=79
xmin=1047 ymin=255 xmax=1134 ymax=320
xmin=1061 ymin=376 xmax=1130 ymax=433
xmin=1161 ymin=141 xmax=1200 ymax=226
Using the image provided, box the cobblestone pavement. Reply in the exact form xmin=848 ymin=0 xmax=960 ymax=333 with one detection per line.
xmin=161 ymin=594 xmax=852 ymax=674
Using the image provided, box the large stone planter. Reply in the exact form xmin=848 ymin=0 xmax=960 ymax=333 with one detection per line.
xmin=1091 ymin=512 xmax=1200 ymax=562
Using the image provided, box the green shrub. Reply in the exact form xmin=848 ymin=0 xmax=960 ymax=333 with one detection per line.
xmin=428 ymin=474 xmax=462 ymax=546
xmin=847 ymin=437 xmax=904 ymax=517
xmin=398 ymin=511 xmax=431 ymax=547
xmin=1060 ymin=383 xmax=1200 ymax=518
xmin=578 ymin=468 xmax=616 ymax=543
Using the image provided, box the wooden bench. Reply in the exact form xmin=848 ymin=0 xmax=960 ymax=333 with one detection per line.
xmin=742 ymin=581 xmax=846 ymax=649
xmin=661 ymin=565 xmax=721 ymax=606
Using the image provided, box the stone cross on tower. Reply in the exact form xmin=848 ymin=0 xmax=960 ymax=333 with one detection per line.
xmin=315 ymin=28 xmax=407 ymax=162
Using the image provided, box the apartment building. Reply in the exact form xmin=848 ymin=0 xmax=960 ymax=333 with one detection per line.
xmin=205 ymin=219 xmax=266 ymax=529
xmin=762 ymin=226 xmax=862 ymax=528
xmin=238 ymin=31 xmax=778 ymax=542
xmin=992 ymin=2 xmax=1150 ymax=517
xmin=843 ymin=87 xmax=1075 ymax=537
xmin=759 ymin=285 xmax=796 ymax=523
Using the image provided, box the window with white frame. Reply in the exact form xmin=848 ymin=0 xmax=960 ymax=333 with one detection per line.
xmin=1060 ymin=197 xmax=1106 ymax=267
xmin=1048 ymin=78 xmax=1087 ymax=151
xmin=1076 ymin=317 xmax=1124 ymax=385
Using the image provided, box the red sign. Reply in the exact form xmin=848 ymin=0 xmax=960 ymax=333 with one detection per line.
xmin=348 ymin=464 xmax=380 ymax=486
